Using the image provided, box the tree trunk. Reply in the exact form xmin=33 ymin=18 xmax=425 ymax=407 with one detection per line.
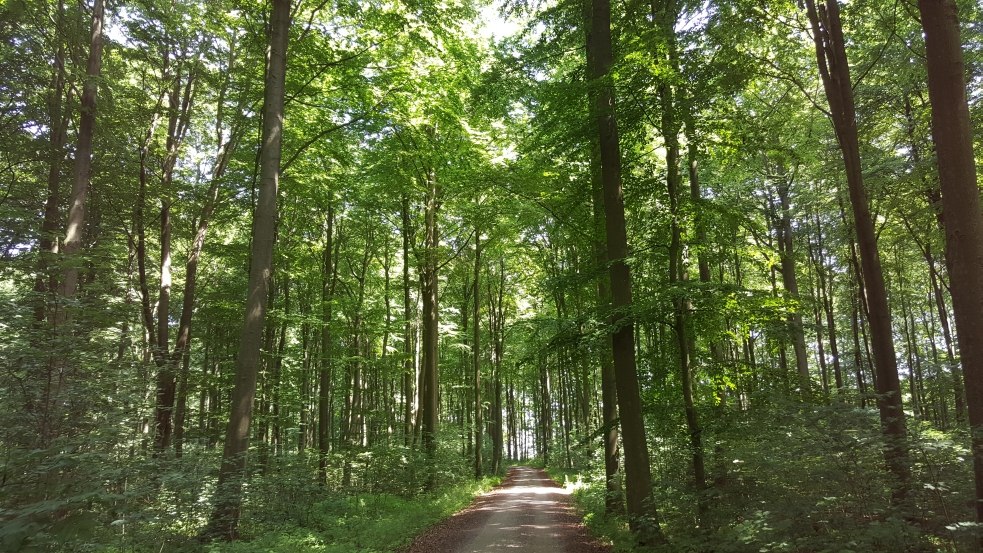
xmin=776 ymin=177 xmax=810 ymax=389
xmin=203 ymin=0 xmax=289 ymax=539
xmin=814 ymin=212 xmax=843 ymax=392
xmin=401 ymin=194 xmax=416 ymax=445
xmin=154 ymin=58 xmax=197 ymax=454
xmin=490 ymin=261 xmax=505 ymax=473
xmin=589 ymin=132 xmax=624 ymax=513
xmin=473 ymin=227 xmax=482 ymax=478
xmin=917 ymin=0 xmax=983 ymax=526
xmin=43 ymin=0 xmax=105 ymax=445
xmin=586 ymin=0 xmax=664 ymax=541
xmin=804 ymin=0 xmax=910 ymax=501
xmin=420 ymin=165 xmax=440 ymax=488
xmin=319 ymin=201 xmax=337 ymax=483
xmin=58 ymin=0 xmax=104 ymax=308
xmin=35 ymin=0 xmax=68 ymax=327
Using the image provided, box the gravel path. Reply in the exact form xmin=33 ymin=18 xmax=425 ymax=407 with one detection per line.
xmin=403 ymin=466 xmax=612 ymax=553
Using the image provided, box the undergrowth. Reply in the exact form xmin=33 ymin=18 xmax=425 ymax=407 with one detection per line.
xmin=203 ymin=474 xmax=500 ymax=553
xmin=0 ymin=438 xmax=500 ymax=553
xmin=548 ymin=399 xmax=979 ymax=553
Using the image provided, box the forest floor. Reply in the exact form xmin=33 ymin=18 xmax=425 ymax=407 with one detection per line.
xmin=402 ymin=466 xmax=611 ymax=553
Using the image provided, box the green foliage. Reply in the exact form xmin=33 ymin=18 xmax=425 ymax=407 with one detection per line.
xmin=203 ymin=471 xmax=500 ymax=553
xmin=553 ymin=394 xmax=977 ymax=553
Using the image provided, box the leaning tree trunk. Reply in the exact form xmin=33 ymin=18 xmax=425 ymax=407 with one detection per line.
xmin=917 ymin=0 xmax=983 ymax=526
xmin=586 ymin=0 xmax=665 ymax=542
xmin=804 ymin=0 xmax=909 ymax=500
xmin=203 ymin=0 xmax=290 ymax=540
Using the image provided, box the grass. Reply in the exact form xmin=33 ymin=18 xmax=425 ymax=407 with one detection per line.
xmin=201 ymin=475 xmax=501 ymax=553
xmin=544 ymin=466 xmax=636 ymax=553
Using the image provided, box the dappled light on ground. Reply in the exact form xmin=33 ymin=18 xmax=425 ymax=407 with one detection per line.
xmin=404 ymin=466 xmax=610 ymax=553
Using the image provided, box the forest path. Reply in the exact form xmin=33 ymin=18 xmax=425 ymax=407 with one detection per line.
xmin=403 ymin=466 xmax=611 ymax=553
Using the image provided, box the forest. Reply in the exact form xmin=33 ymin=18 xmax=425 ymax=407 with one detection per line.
xmin=0 ymin=0 xmax=981 ymax=551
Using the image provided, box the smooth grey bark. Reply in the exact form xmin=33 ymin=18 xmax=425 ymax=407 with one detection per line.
xmin=319 ymin=201 xmax=338 ymax=483
xmin=401 ymin=194 xmax=416 ymax=445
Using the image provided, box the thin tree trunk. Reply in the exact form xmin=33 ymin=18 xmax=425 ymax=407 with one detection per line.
xmin=401 ymin=194 xmax=415 ymax=445
xmin=473 ymin=226 xmax=482 ymax=478
xmin=658 ymin=34 xmax=706 ymax=515
xmin=776 ymin=177 xmax=810 ymax=389
xmin=814 ymin=212 xmax=843 ymax=392
xmin=43 ymin=0 xmax=105 ymax=445
xmin=490 ymin=261 xmax=505 ymax=474
xmin=35 ymin=0 xmax=68 ymax=327
xmin=319 ymin=202 xmax=337 ymax=483
xmin=154 ymin=59 xmax=197 ymax=454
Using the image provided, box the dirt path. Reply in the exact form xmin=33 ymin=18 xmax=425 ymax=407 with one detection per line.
xmin=403 ymin=466 xmax=612 ymax=553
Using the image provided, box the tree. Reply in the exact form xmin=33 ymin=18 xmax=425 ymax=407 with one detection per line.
xmin=917 ymin=0 xmax=983 ymax=526
xmin=803 ymin=0 xmax=910 ymax=500
xmin=586 ymin=0 xmax=665 ymax=541
xmin=203 ymin=0 xmax=290 ymax=539
xmin=43 ymin=0 xmax=105 ymax=444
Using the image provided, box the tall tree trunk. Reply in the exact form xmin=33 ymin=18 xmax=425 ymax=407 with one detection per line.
xmin=58 ymin=0 xmax=104 ymax=309
xmin=420 ymin=165 xmax=440 ymax=489
xmin=401 ymin=194 xmax=415 ymax=446
xmin=656 ymin=0 xmax=706 ymax=516
xmin=154 ymin=58 xmax=197 ymax=454
xmin=661 ymin=64 xmax=706 ymax=518
xmin=299 ymin=310 xmax=311 ymax=453
xmin=804 ymin=0 xmax=910 ymax=500
xmin=319 ymin=202 xmax=337 ymax=484
xmin=44 ymin=0 xmax=105 ymax=445
xmin=903 ymin=94 xmax=968 ymax=427
xmin=490 ymin=260 xmax=505 ymax=474
xmin=590 ymin=136 xmax=623 ymax=514
xmin=171 ymin=134 xmax=238 ymax=456
xmin=203 ymin=0 xmax=289 ymax=539
xmin=473 ymin=227 xmax=482 ymax=478
xmin=917 ymin=0 xmax=983 ymax=526
xmin=35 ymin=0 xmax=68 ymax=327
xmin=776 ymin=177 xmax=810 ymax=389
xmin=586 ymin=0 xmax=664 ymax=541
xmin=814 ymin=212 xmax=843 ymax=392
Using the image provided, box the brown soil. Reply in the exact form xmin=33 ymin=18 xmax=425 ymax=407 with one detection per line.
xmin=402 ymin=466 xmax=613 ymax=553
